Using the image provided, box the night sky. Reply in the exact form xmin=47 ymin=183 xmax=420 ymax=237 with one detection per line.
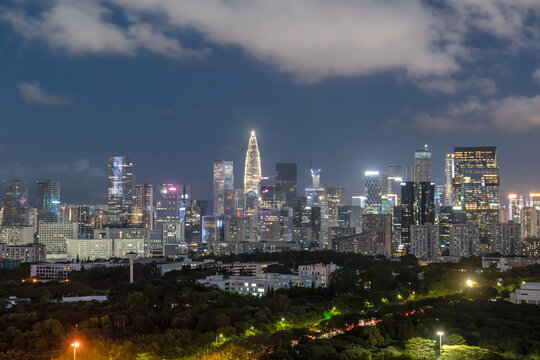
xmin=1 ymin=0 xmax=540 ymax=204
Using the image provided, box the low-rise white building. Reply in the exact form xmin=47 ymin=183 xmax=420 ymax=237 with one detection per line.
xmin=298 ymin=263 xmax=339 ymax=287
xmin=30 ymin=263 xmax=81 ymax=279
xmin=196 ymin=273 xmax=316 ymax=296
xmin=66 ymin=238 xmax=145 ymax=261
xmin=509 ymin=282 xmax=540 ymax=305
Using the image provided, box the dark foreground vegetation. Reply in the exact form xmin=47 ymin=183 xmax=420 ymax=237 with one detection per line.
xmin=0 ymin=252 xmax=539 ymax=359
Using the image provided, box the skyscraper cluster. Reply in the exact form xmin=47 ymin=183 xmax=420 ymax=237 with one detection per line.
xmin=0 ymin=131 xmax=539 ymax=264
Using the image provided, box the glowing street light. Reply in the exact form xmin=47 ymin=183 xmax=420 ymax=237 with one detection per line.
xmin=466 ymin=279 xmax=474 ymax=287
xmin=436 ymin=331 xmax=444 ymax=356
xmin=71 ymin=342 xmax=80 ymax=360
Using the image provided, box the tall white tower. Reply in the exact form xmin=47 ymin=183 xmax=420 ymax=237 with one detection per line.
xmin=244 ymin=131 xmax=261 ymax=195
xmin=125 ymin=251 xmax=137 ymax=284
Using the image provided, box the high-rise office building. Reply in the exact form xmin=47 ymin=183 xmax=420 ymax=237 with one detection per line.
xmin=107 ymin=156 xmax=135 ymax=225
xmin=338 ymin=206 xmax=363 ymax=231
xmin=364 ymin=171 xmax=382 ymax=212
xmin=2 ymin=180 xmax=28 ymax=226
xmin=135 ymin=183 xmax=153 ymax=229
xmin=276 ymin=163 xmax=297 ymax=209
xmin=444 ymin=154 xmax=454 ymax=206
xmin=414 ymin=145 xmax=432 ymax=183
xmin=400 ymin=181 xmax=435 ymax=250
xmin=36 ymin=180 xmax=61 ymax=223
xmin=213 ymin=160 xmax=234 ymax=214
xmin=244 ymin=131 xmax=261 ymax=196
xmin=452 ymin=147 xmax=499 ymax=243
xmin=326 ymin=187 xmax=347 ymax=227
xmin=521 ymin=207 xmax=540 ymax=239
xmin=508 ymin=194 xmax=522 ymax=223
xmin=530 ymin=193 xmax=540 ymax=209
xmin=155 ymin=184 xmax=181 ymax=230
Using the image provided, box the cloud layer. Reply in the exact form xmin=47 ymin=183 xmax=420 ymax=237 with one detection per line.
xmin=2 ymin=0 xmax=540 ymax=83
xmin=413 ymin=95 xmax=540 ymax=134
xmin=17 ymin=81 xmax=70 ymax=106
xmin=1 ymin=1 xmax=206 ymax=58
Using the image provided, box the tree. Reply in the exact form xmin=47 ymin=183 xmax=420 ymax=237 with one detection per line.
xmin=446 ymin=334 xmax=466 ymax=346
xmin=405 ymin=337 xmax=436 ymax=360
xmin=441 ymin=345 xmax=500 ymax=360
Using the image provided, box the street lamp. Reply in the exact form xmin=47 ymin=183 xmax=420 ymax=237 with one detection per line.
xmin=71 ymin=342 xmax=79 ymax=360
xmin=466 ymin=279 xmax=473 ymax=287
xmin=436 ymin=331 xmax=444 ymax=357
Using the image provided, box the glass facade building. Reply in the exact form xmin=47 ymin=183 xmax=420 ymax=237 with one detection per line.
xmin=107 ymin=156 xmax=134 ymax=225
xmin=37 ymin=180 xmax=60 ymax=223
xmin=453 ymin=147 xmax=499 ymax=243
xmin=2 ymin=180 xmax=28 ymax=226
xmin=213 ymin=160 xmax=234 ymax=214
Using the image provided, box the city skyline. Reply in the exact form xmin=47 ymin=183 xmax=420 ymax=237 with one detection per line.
xmin=0 ymin=137 xmax=536 ymax=206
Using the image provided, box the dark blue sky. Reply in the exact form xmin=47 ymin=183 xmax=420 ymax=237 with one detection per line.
xmin=1 ymin=0 xmax=539 ymax=204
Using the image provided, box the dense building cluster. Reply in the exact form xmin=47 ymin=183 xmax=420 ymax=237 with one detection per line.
xmin=0 ymin=133 xmax=538 ymax=266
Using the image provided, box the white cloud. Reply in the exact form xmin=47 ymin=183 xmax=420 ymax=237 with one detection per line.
xmin=0 ymin=1 xmax=206 ymax=58
xmin=17 ymin=81 xmax=69 ymax=106
xmin=413 ymin=94 xmax=540 ymax=133
xmin=2 ymin=0 xmax=540 ymax=86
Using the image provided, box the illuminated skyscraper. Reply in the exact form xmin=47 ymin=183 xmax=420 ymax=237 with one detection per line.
xmin=107 ymin=156 xmax=135 ymax=225
xmin=135 ymin=183 xmax=153 ymax=229
xmin=452 ymin=147 xmax=499 ymax=243
xmin=508 ymin=194 xmax=521 ymax=223
xmin=414 ymin=144 xmax=432 ymax=183
xmin=2 ymin=180 xmax=28 ymax=226
xmin=326 ymin=186 xmax=347 ymax=227
xmin=244 ymin=131 xmax=261 ymax=196
xmin=155 ymin=184 xmax=181 ymax=230
xmin=400 ymin=181 xmax=435 ymax=250
xmin=364 ymin=171 xmax=382 ymax=212
xmin=213 ymin=160 xmax=234 ymax=214
xmin=310 ymin=169 xmax=321 ymax=188
xmin=37 ymin=180 xmax=60 ymax=223
xmin=444 ymin=154 xmax=454 ymax=206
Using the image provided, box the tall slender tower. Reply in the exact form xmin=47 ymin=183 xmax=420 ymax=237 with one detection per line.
xmin=244 ymin=131 xmax=261 ymax=195
xmin=444 ymin=154 xmax=454 ymax=206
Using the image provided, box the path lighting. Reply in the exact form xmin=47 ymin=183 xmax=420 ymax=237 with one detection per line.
xmin=71 ymin=342 xmax=80 ymax=360
xmin=436 ymin=331 xmax=444 ymax=356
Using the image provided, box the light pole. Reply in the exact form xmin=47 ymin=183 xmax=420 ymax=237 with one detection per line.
xmin=71 ymin=342 xmax=79 ymax=360
xmin=436 ymin=331 xmax=444 ymax=357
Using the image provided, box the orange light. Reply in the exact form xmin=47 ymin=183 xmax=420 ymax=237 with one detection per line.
xmin=508 ymin=194 xmax=517 ymax=199
xmin=71 ymin=342 xmax=80 ymax=348
xmin=65 ymin=279 xmax=69 ymax=282
xmin=32 ymin=279 xmax=37 ymax=284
